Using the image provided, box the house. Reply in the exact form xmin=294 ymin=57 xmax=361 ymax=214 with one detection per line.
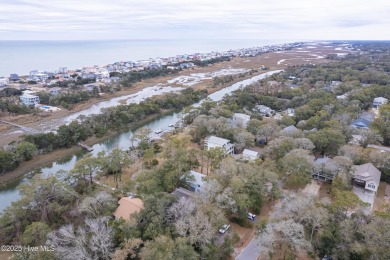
xmin=58 ymin=67 xmax=68 ymax=74
xmin=232 ymin=113 xmax=250 ymax=128
xmin=204 ymin=136 xmax=234 ymax=154
xmin=113 ymin=197 xmax=144 ymax=221
xmin=34 ymin=73 xmax=49 ymax=82
xmin=312 ymin=157 xmax=334 ymax=181
xmin=282 ymin=125 xmax=299 ymax=134
xmin=372 ymin=97 xmax=388 ymax=109
xmin=0 ymin=77 xmax=8 ymax=86
xmin=352 ymin=163 xmax=381 ymax=212
xmin=9 ymin=74 xmax=19 ymax=81
xmin=85 ymin=85 xmax=99 ymax=92
xmin=48 ymin=87 xmax=62 ymax=96
xmin=242 ymin=149 xmax=259 ymax=161
xmin=350 ymin=118 xmax=371 ymax=129
xmin=185 ymin=170 xmax=207 ymax=192
xmin=20 ymin=94 xmax=40 ymax=106
xmin=253 ymin=105 xmax=274 ymax=117
xmin=352 ymin=163 xmax=381 ymax=194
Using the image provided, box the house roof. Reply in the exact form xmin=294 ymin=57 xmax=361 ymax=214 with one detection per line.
xmin=20 ymin=94 xmax=39 ymax=98
xmin=171 ymin=187 xmax=196 ymax=199
xmin=187 ymin=170 xmax=207 ymax=187
xmin=207 ymin=136 xmax=230 ymax=146
xmin=351 ymin=118 xmax=370 ymax=128
xmin=282 ymin=125 xmax=298 ymax=133
xmin=113 ymin=197 xmax=144 ymax=221
xmin=353 ymin=163 xmax=381 ymax=187
xmin=373 ymin=97 xmax=388 ymax=103
xmin=243 ymin=149 xmax=259 ymax=157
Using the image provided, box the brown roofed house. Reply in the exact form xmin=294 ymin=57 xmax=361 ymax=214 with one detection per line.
xmin=113 ymin=197 xmax=144 ymax=221
xmin=352 ymin=163 xmax=381 ymax=194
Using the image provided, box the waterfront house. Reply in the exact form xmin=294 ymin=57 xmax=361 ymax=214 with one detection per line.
xmin=204 ymin=136 xmax=234 ymax=154
xmin=113 ymin=197 xmax=144 ymax=222
xmin=232 ymin=113 xmax=250 ymax=128
xmin=373 ymin=97 xmax=388 ymax=109
xmin=242 ymin=149 xmax=259 ymax=161
xmin=20 ymin=94 xmax=40 ymax=106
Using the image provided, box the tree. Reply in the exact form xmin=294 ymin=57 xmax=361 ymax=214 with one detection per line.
xmin=206 ymin=147 xmax=226 ymax=175
xmin=47 ymin=217 xmax=113 ymax=260
xmin=233 ymin=129 xmax=255 ymax=152
xmin=357 ymin=129 xmax=383 ymax=148
xmin=140 ymin=236 xmax=198 ymax=260
xmin=169 ymin=197 xmax=215 ymax=247
xmin=79 ymin=191 xmax=116 ymax=217
xmin=16 ymin=141 xmax=37 ymax=161
xmin=307 ymin=129 xmax=346 ymax=155
xmin=372 ymin=104 xmax=390 ymax=145
xmin=279 ymin=149 xmax=315 ymax=189
xmin=22 ymin=222 xmax=51 ymax=246
xmin=71 ymin=155 xmax=102 ymax=187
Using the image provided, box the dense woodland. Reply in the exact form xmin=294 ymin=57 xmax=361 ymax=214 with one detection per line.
xmin=1 ymin=42 xmax=390 ymax=259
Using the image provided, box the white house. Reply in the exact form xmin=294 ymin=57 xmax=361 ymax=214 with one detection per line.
xmin=352 ymin=163 xmax=381 ymax=194
xmin=373 ymin=97 xmax=388 ymax=109
xmin=186 ymin=170 xmax=207 ymax=192
xmin=285 ymin=108 xmax=295 ymax=117
xmin=352 ymin=163 xmax=381 ymax=212
xmin=242 ymin=149 xmax=259 ymax=161
xmin=204 ymin=136 xmax=234 ymax=154
xmin=34 ymin=73 xmax=49 ymax=82
xmin=0 ymin=77 xmax=9 ymax=86
xmin=232 ymin=113 xmax=250 ymax=128
xmin=20 ymin=94 xmax=40 ymax=106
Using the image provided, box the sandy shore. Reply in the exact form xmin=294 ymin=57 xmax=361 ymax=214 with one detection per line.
xmin=0 ymin=43 xmax=348 ymax=182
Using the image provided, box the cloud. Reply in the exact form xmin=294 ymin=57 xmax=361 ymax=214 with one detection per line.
xmin=0 ymin=0 xmax=389 ymax=40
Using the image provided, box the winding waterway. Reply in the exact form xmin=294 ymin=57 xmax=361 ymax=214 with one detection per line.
xmin=0 ymin=70 xmax=281 ymax=213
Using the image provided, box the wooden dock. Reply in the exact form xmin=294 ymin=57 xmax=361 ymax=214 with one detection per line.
xmin=77 ymin=142 xmax=93 ymax=151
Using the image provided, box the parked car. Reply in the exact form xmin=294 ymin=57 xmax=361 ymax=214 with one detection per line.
xmin=247 ymin=212 xmax=256 ymax=221
xmin=219 ymin=224 xmax=230 ymax=234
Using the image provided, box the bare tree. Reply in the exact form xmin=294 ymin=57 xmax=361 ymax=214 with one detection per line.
xmin=79 ymin=191 xmax=116 ymax=217
xmin=47 ymin=217 xmax=113 ymax=260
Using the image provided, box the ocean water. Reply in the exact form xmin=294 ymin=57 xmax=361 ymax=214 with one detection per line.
xmin=0 ymin=39 xmax=293 ymax=76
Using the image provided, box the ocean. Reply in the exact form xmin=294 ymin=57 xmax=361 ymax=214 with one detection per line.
xmin=0 ymin=39 xmax=293 ymax=77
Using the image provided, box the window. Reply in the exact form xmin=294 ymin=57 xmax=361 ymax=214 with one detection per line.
xmin=368 ymin=183 xmax=375 ymax=189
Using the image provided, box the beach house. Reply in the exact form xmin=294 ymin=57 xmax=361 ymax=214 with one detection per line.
xmin=20 ymin=94 xmax=40 ymax=106
xmin=204 ymin=136 xmax=234 ymax=154
xmin=0 ymin=77 xmax=8 ymax=86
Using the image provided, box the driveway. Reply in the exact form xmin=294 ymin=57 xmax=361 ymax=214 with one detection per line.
xmin=236 ymin=236 xmax=262 ymax=260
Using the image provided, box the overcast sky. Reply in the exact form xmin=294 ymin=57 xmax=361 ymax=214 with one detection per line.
xmin=1 ymin=0 xmax=389 ymax=41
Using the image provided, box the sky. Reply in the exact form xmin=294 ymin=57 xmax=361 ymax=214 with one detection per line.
xmin=1 ymin=0 xmax=389 ymax=41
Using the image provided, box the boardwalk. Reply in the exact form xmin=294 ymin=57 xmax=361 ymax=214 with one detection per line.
xmin=0 ymin=120 xmax=41 ymax=134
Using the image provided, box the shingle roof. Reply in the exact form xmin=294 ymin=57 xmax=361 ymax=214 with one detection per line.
xmin=353 ymin=163 xmax=381 ymax=187
xmin=113 ymin=197 xmax=144 ymax=221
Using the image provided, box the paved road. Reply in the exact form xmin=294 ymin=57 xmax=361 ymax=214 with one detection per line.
xmin=236 ymin=235 xmax=262 ymax=260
